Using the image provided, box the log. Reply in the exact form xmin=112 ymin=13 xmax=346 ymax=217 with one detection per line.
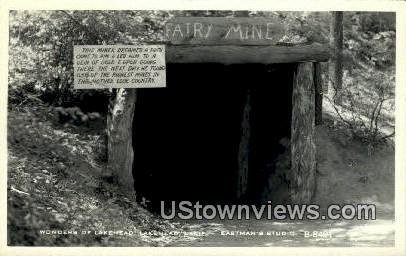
xmin=314 ymin=62 xmax=323 ymax=125
xmin=166 ymin=44 xmax=330 ymax=65
xmin=236 ymin=88 xmax=251 ymax=199
xmin=322 ymin=62 xmax=329 ymax=94
xmin=107 ymin=88 xmax=137 ymax=193
xmin=290 ymin=62 xmax=316 ymax=204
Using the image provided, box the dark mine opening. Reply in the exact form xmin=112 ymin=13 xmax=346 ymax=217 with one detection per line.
xmin=133 ymin=63 xmax=295 ymax=207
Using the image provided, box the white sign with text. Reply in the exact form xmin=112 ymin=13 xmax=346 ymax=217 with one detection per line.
xmin=73 ymin=45 xmax=166 ymax=89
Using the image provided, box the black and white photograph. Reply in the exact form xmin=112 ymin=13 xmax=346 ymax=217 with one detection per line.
xmin=2 ymin=2 xmax=405 ymax=254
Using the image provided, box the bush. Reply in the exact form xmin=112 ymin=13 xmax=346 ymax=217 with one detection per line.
xmin=326 ymin=69 xmax=395 ymax=147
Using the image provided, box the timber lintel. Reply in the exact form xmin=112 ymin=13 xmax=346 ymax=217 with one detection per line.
xmin=166 ymin=43 xmax=330 ymax=64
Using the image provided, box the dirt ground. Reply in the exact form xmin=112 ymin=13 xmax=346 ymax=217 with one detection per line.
xmin=170 ymin=116 xmax=395 ymax=246
xmin=7 ymin=104 xmax=395 ymax=246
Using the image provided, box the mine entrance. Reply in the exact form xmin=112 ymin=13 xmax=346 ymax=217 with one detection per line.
xmin=133 ymin=63 xmax=295 ymax=205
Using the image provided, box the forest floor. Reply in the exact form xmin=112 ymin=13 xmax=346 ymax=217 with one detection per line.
xmin=171 ymin=117 xmax=395 ymax=247
xmin=7 ymin=102 xmax=202 ymax=246
xmin=7 ymin=101 xmax=395 ymax=247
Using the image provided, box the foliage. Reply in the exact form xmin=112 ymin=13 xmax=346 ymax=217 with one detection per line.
xmin=8 ymin=10 xmax=335 ymax=112
xmin=7 ymin=104 xmax=205 ymax=246
xmin=8 ymin=10 xmax=171 ymax=112
xmin=326 ymin=69 xmax=395 ymax=147
xmin=54 ymin=106 xmax=102 ymax=126
xmin=343 ymin=12 xmax=395 ymax=71
xmin=326 ymin=12 xmax=395 ymax=147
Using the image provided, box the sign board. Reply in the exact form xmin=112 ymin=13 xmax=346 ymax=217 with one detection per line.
xmin=73 ymin=45 xmax=166 ymax=89
xmin=164 ymin=17 xmax=287 ymax=45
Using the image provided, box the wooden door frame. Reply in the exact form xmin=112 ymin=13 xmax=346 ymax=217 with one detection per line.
xmin=111 ymin=43 xmax=328 ymax=203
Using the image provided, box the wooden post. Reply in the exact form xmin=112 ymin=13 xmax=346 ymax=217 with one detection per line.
xmin=290 ymin=62 xmax=316 ymax=204
xmin=314 ymin=62 xmax=323 ymax=125
xmin=237 ymin=88 xmax=251 ymax=199
xmin=107 ymin=88 xmax=137 ymax=194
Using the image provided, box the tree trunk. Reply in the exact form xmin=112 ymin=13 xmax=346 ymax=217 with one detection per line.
xmin=314 ymin=62 xmax=323 ymax=125
xmin=107 ymin=88 xmax=137 ymax=194
xmin=236 ymin=88 xmax=251 ymax=199
xmin=330 ymin=11 xmax=344 ymax=104
xmin=290 ymin=62 xmax=316 ymax=204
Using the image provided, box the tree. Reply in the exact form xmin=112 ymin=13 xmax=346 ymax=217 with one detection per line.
xmin=330 ymin=11 xmax=344 ymax=104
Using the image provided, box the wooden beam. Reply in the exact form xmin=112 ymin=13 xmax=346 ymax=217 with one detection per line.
xmin=107 ymin=88 xmax=137 ymax=194
xmin=236 ymin=88 xmax=251 ymax=199
xmin=290 ymin=62 xmax=316 ymax=204
xmin=314 ymin=62 xmax=323 ymax=125
xmin=166 ymin=44 xmax=330 ymax=64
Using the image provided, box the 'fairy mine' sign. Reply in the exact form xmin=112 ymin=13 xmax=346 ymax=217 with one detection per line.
xmin=164 ymin=17 xmax=286 ymax=45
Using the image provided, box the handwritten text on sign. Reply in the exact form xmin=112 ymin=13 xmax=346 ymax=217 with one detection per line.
xmin=73 ymin=45 xmax=166 ymax=89
xmin=164 ymin=17 xmax=286 ymax=45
